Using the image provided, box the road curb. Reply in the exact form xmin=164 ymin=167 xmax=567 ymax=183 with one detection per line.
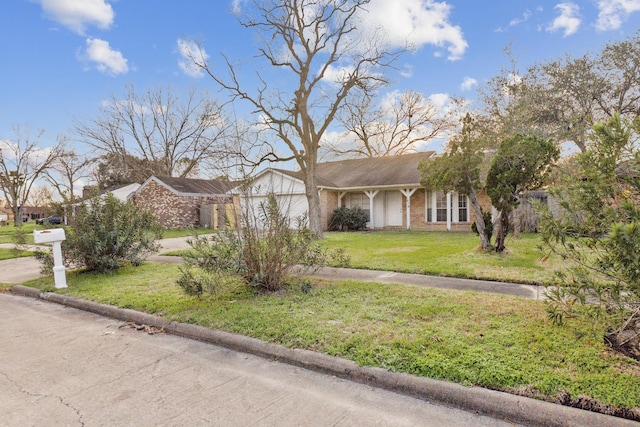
xmin=10 ymin=285 xmax=637 ymax=427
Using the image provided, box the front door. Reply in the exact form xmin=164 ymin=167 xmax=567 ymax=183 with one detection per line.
xmin=385 ymin=191 xmax=403 ymax=226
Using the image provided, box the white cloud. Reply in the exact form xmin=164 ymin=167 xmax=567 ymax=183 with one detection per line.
xmin=231 ymin=0 xmax=248 ymax=15
xmin=495 ymin=10 xmax=532 ymax=32
xmin=400 ymin=64 xmax=414 ymax=78
xmin=428 ymin=93 xmax=450 ymax=110
xmin=596 ymin=0 xmax=640 ymax=31
xmin=79 ymin=38 xmax=128 ymax=76
xmin=363 ymin=0 xmax=468 ymax=61
xmin=460 ymin=77 xmax=477 ymax=91
xmin=177 ymin=38 xmax=208 ymax=78
xmin=38 ymin=0 xmax=114 ymax=35
xmin=547 ymin=2 xmax=581 ymax=37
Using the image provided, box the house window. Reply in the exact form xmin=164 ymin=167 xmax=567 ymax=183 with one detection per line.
xmin=436 ymin=191 xmax=447 ymax=222
xmin=346 ymin=192 xmax=370 ymax=221
xmin=458 ymin=195 xmax=468 ymax=222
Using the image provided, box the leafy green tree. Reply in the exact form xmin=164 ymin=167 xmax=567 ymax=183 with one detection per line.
xmin=38 ymin=193 xmax=162 ymax=273
xmin=420 ymin=114 xmax=494 ymax=250
xmin=487 ymin=134 xmax=559 ymax=252
xmin=540 ymin=115 xmax=640 ymax=360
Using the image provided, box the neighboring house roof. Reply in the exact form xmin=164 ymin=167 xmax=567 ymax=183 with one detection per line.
xmin=269 ymin=151 xmax=435 ymax=190
xmin=106 ymin=183 xmax=141 ymax=201
xmin=139 ymin=175 xmax=236 ymax=197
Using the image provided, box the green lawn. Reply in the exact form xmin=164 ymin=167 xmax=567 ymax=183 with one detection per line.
xmin=23 ymin=264 xmax=640 ymax=417
xmin=0 ymin=247 xmax=33 ymax=260
xmin=0 ymin=223 xmax=41 ymax=244
xmin=160 ymin=227 xmax=216 ymax=239
xmin=323 ymin=231 xmax=562 ymax=285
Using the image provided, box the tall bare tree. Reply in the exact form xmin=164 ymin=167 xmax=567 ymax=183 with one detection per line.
xmin=27 ymin=186 xmax=54 ymax=208
xmin=334 ymin=90 xmax=461 ymax=158
xmin=75 ymin=85 xmax=231 ymax=179
xmin=43 ymin=139 xmax=95 ymax=205
xmin=0 ymin=126 xmax=62 ymax=225
xmin=190 ymin=0 xmax=401 ymax=236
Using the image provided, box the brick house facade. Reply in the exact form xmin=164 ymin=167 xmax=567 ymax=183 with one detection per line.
xmin=246 ymin=153 xmax=494 ymax=232
xmin=131 ymin=176 xmax=235 ymax=229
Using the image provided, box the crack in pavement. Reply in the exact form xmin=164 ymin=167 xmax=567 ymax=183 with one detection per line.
xmin=1 ymin=371 xmax=85 ymax=426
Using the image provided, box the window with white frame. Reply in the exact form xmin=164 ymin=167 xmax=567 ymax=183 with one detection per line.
xmin=436 ymin=191 xmax=448 ymax=222
xmin=425 ymin=191 xmax=469 ymax=223
xmin=346 ymin=192 xmax=370 ymax=221
xmin=425 ymin=190 xmax=432 ymax=222
xmin=458 ymin=194 xmax=468 ymax=222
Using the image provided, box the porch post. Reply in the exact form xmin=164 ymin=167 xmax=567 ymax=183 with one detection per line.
xmin=364 ymin=190 xmax=379 ymax=229
xmin=337 ymin=191 xmax=347 ymax=208
xmin=446 ymin=191 xmax=452 ymax=231
xmin=400 ymin=188 xmax=417 ymax=230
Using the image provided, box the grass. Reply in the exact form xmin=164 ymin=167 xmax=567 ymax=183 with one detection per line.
xmin=161 ymin=227 xmax=216 ymax=239
xmin=0 ymin=247 xmax=33 ymax=260
xmin=23 ymin=264 xmax=640 ymax=416
xmin=322 ymin=231 xmax=563 ymax=285
xmin=0 ymin=223 xmax=41 ymax=244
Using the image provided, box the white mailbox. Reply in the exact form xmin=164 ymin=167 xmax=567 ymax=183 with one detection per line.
xmin=33 ymin=228 xmax=67 ymax=289
xmin=33 ymin=228 xmax=66 ymax=244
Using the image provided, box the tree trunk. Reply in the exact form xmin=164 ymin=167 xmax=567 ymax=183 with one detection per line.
xmin=468 ymin=190 xmax=490 ymax=251
xmin=494 ymin=210 xmax=509 ymax=253
xmin=13 ymin=206 xmax=22 ymax=226
xmin=303 ymin=169 xmax=324 ymax=238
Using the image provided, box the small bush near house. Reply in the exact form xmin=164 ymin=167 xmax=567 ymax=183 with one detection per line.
xmin=328 ymin=206 xmax=368 ymax=231
xmin=36 ymin=194 xmax=162 ymax=274
xmin=471 ymin=211 xmax=494 ymax=242
xmin=178 ymin=193 xmax=330 ymax=296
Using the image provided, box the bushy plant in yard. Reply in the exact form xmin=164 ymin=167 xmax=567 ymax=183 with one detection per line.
xmin=178 ymin=193 xmax=330 ymax=296
xmin=328 ymin=206 xmax=368 ymax=231
xmin=540 ymin=115 xmax=640 ymax=360
xmin=37 ymin=193 xmax=162 ymax=274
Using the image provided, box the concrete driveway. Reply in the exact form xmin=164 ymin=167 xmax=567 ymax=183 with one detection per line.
xmin=0 ymin=293 xmax=514 ymax=427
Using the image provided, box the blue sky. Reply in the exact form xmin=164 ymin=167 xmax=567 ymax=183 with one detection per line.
xmin=1 ymin=0 xmax=640 ymax=154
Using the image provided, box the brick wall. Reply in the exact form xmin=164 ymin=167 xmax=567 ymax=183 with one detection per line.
xmin=132 ymin=180 xmax=230 ymax=229
xmin=320 ymin=190 xmax=338 ymax=230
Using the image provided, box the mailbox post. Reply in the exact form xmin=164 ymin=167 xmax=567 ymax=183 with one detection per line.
xmin=33 ymin=229 xmax=67 ymax=289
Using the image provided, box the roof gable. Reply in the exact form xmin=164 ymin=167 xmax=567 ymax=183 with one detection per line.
xmin=316 ymin=152 xmax=434 ymax=189
xmin=141 ymin=176 xmax=236 ymax=196
xmin=255 ymin=152 xmax=434 ymax=190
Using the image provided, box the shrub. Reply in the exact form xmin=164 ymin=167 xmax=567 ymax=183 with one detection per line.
xmin=178 ymin=193 xmax=329 ymax=296
xmin=328 ymin=206 xmax=368 ymax=231
xmin=471 ymin=211 xmax=493 ymax=242
xmin=37 ymin=194 xmax=162 ymax=274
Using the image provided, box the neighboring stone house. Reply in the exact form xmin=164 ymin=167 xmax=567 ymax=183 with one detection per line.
xmin=131 ymin=176 xmax=236 ymax=229
xmin=244 ymin=152 xmax=493 ymax=232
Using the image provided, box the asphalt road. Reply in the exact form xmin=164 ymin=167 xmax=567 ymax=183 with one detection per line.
xmin=0 ymin=293 xmax=517 ymax=427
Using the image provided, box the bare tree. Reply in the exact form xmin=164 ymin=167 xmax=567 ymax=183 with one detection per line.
xmin=189 ymin=0 xmax=401 ymax=236
xmin=43 ymin=138 xmax=95 ymax=205
xmin=75 ymin=85 xmax=231 ymax=179
xmin=27 ymin=186 xmax=54 ymax=208
xmin=0 ymin=126 xmax=62 ymax=225
xmin=334 ymin=90 xmax=461 ymax=158
xmin=481 ymin=32 xmax=640 ymax=153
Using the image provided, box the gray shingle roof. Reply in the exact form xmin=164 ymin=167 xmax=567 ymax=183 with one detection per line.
xmin=154 ymin=176 xmax=236 ymax=195
xmin=274 ymin=152 xmax=435 ymax=189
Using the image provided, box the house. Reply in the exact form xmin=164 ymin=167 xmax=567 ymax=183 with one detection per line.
xmin=244 ymin=152 xmax=492 ymax=231
xmin=131 ymin=176 xmax=237 ymax=229
xmin=0 ymin=207 xmax=12 ymax=225
xmin=82 ymin=183 xmax=141 ymax=201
